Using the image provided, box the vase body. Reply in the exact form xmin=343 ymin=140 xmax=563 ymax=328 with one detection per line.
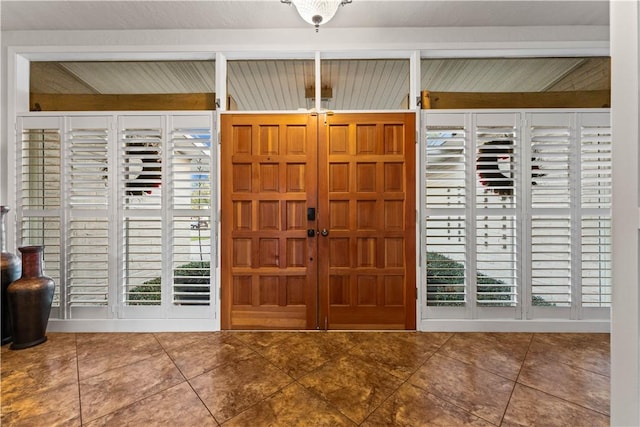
xmin=1 ymin=206 xmax=21 ymax=345
xmin=7 ymin=246 xmax=54 ymax=350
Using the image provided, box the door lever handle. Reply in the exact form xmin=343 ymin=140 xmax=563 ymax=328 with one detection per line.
xmin=320 ymin=228 xmax=329 ymax=236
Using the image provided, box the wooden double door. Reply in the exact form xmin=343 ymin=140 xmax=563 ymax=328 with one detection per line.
xmin=221 ymin=112 xmax=415 ymax=330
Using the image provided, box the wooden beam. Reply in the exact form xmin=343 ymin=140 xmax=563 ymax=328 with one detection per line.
xmin=30 ymin=93 xmax=217 ymax=111
xmin=421 ymin=90 xmax=610 ymax=109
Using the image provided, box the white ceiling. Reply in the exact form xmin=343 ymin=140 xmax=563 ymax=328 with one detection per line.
xmin=1 ymin=0 xmax=609 ymax=32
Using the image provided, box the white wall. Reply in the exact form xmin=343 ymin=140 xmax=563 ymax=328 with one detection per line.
xmin=610 ymin=1 xmax=640 ymax=425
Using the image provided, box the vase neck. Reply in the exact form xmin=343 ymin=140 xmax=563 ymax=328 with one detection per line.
xmin=19 ymin=247 xmax=44 ymax=277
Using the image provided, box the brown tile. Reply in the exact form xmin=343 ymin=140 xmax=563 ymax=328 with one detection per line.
xmin=518 ymin=350 xmax=610 ymax=415
xmin=298 ymin=354 xmax=404 ymax=423
xmin=528 ymin=333 xmax=610 ymax=377
xmin=154 ymin=331 xmax=218 ymax=352
xmin=84 ymin=382 xmax=216 ymax=427
xmin=165 ymin=332 xmax=255 ymax=379
xmin=347 ymin=332 xmax=452 ymax=379
xmin=256 ymin=332 xmax=343 ymax=379
xmin=502 ymin=383 xmax=609 ymax=426
xmin=223 ymin=382 xmax=356 ymax=426
xmin=76 ymin=332 xmax=164 ymax=380
xmin=437 ymin=332 xmax=532 ymax=380
xmin=1 ymin=351 xmax=78 ymax=399
xmin=409 ymin=353 xmax=514 ymax=425
xmin=229 ymin=330 xmax=297 ymax=351
xmin=79 ymin=352 xmax=185 ymax=422
xmin=362 ymin=382 xmax=494 ymax=426
xmin=190 ymin=352 xmax=293 ymax=423
xmin=1 ymin=332 xmax=77 ymax=372
xmin=1 ymin=381 xmax=81 ymax=426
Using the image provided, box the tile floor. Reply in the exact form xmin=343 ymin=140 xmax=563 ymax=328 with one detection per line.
xmin=1 ymin=331 xmax=609 ymax=426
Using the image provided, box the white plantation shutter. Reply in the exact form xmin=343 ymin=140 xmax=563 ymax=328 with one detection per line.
xmin=422 ymin=110 xmax=611 ymax=322
xmin=424 ymin=114 xmax=467 ymax=308
xmin=66 ymin=116 xmax=111 ymax=314
xmin=528 ymin=114 xmax=573 ymax=311
xmin=580 ymin=113 xmax=612 ymax=310
xmin=17 ymin=117 xmax=63 ymax=315
xmin=118 ymin=116 xmax=165 ymax=313
xmin=475 ymin=114 xmax=518 ymax=310
xmin=168 ymin=115 xmax=213 ymax=308
xmin=16 ymin=112 xmax=216 ymax=323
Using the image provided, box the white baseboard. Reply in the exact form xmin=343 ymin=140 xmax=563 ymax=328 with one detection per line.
xmin=47 ymin=318 xmax=219 ymax=333
xmin=418 ymin=319 xmax=611 ymax=333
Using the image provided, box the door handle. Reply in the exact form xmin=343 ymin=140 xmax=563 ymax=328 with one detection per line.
xmin=320 ymin=228 xmax=329 ymax=236
xmin=307 ymin=229 xmax=316 ymax=237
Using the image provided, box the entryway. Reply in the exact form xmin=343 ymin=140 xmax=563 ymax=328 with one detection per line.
xmin=221 ymin=112 xmax=416 ymax=329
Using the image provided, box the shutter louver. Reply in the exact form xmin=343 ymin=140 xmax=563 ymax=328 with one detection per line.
xmin=476 ymin=215 xmax=517 ymax=306
xmin=69 ymin=219 xmax=108 ymax=306
xmin=531 ymin=216 xmax=572 ymax=306
xmin=122 ymin=127 xmax=163 ymax=209
xmin=20 ymin=129 xmax=61 ymax=209
xmin=425 ymin=127 xmax=466 ymax=207
xmin=123 ymin=217 xmax=163 ymax=305
xmin=530 ymin=125 xmax=571 ymax=209
xmin=68 ymin=127 xmax=109 ymax=208
xmin=426 ymin=217 xmax=466 ymax=306
xmin=21 ymin=217 xmax=61 ymax=308
xmin=476 ymin=126 xmax=517 ymax=207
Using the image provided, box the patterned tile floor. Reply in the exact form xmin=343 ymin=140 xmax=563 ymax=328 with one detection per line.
xmin=1 ymin=331 xmax=609 ymax=426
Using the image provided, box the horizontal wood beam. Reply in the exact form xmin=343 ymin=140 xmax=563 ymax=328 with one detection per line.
xmin=30 ymin=93 xmax=217 ymax=111
xmin=421 ymin=90 xmax=610 ymax=109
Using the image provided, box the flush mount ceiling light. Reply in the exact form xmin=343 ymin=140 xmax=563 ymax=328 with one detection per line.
xmin=281 ymin=0 xmax=352 ymax=32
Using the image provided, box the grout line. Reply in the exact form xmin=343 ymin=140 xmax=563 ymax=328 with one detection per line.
xmin=497 ymin=332 xmax=535 ymax=426
xmin=74 ymin=333 xmax=83 ymax=426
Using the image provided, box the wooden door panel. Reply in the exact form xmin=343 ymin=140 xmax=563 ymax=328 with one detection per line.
xmin=222 ymin=112 xmax=415 ymax=330
xmin=221 ymin=113 xmax=318 ymax=329
xmin=319 ymin=112 xmax=416 ymax=330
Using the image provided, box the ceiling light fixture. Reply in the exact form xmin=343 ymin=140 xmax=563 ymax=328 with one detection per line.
xmin=281 ymin=0 xmax=352 ymax=32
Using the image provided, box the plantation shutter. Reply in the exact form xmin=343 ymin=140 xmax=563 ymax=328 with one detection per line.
xmin=527 ymin=113 xmax=573 ymax=317
xmin=580 ymin=113 xmax=611 ymax=312
xmin=424 ymin=113 xmax=468 ymax=309
xmin=168 ymin=115 xmax=213 ymax=313
xmin=475 ymin=114 xmax=518 ymax=313
xmin=66 ymin=116 xmax=112 ymax=317
xmin=16 ymin=112 xmax=217 ymax=324
xmin=119 ymin=116 xmax=165 ymax=315
xmin=422 ymin=109 xmax=611 ymax=323
xmin=16 ymin=116 xmax=63 ymax=317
